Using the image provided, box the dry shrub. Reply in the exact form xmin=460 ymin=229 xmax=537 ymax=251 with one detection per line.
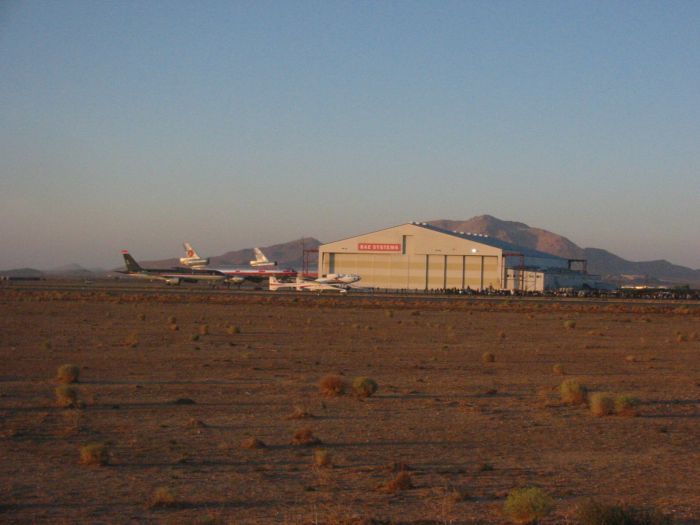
xmin=292 ymin=428 xmax=321 ymax=446
xmin=352 ymin=377 xmax=378 ymax=398
xmin=552 ymin=364 xmax=565 ymax=375
xmin=124 ymin=332 xmax=139 ymax=347
xmin=167 ymin=315 xmax=177 ymax=324
xmin=482 ymin=352 xmax=495 ymax=363
xmin=56 ymin=364 xmax=80 ymax=384
xmin=615 ymin=395 xmax=640 ymax=417
xmin=575 ymin=499 xmax=673 ymax=525
xmin=319 ymin=374 xmax=348 ymax=397
xmin=313 ymin=448 xmax=332 ymax=467
xmin=226 ymin=325 xmax=241 ymax=335
xmin=589 ymin=392 xmax=615 ymax=417
xmin=503 ymin=486 xmax=554 ymax=524
xmin=169 ymin=323 xmax=179 ymax=331
xmin=560 ymin=379 xmax=587 ymax=405
xmin=148 ymin=486 xmax=178 ymax=509
xmin=55 ymin=385 xmax=80 ymax=408
xmin=137 ymin=313 xmax=146 ymax=321
xmin=564 ymin=319 xmax=577 ymax=330
xmin=383 ymin=471 xmax=413 ymax=493
xmin=198 ymin=324 xmax=209 ymax=335
xmin=287 ymin=406 xmax=314 ymax=420
xmin=79 ymin=442 xmax=109 ymax=466
xmin=42 ymin=339 xmax=53 ymax=351
xmin=241 ymin=437 xmax=266 ymax=449
xmin=676 ymin=333 xmax=687 ymax=343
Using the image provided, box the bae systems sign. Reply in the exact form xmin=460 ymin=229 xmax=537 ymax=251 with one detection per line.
xmin=358 ymin=243 xmax=401 ymax=252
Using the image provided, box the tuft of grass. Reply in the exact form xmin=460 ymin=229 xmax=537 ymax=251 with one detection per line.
xmin=169 ymin=323 xmax=179 ymax=331
xmin=503 ymin=486 xmax=554 ymax=524
xmin=226 ymin=325 xmax=241 ymax=335
xmin=318 ymin=374 xmax=348 ymax=397
xmin=56 ymin=364 xmax=80 ymax=384
xmin=552 ymin=364 xmax=565 ymax=375
xmin=167 ymin=315 xmax=177 ymax=324
xmin=482 ymin=352 xmax=495 ymax=363
xmin=55 ymin=385 xmax=80 ymax=408
xmin=383 ymin=471 xmax=413 ymax=493
xmin=286 ymin=406 xmax=314 ymax=420
xmin=352 ymin=377 xmax=378 ymax=398
xmin=575 ymin=499 xmax=673 ymax=525
xmin=313 ymin=448 xmax=332 ymax=467
xmin=560 ymin=379 xmax=588 ymax=405
xmin=79 ymin=442 xmax=109 ymax=466
xmin=564 ymin=319 xmax=577 ymax=330
xmin=589 ymin=392 xmax=615 ymax=417
xmin=241 ymin=437 xmax=266 ymax=449
xmin=148 ymin=486 xmax=178 ymax=509
xmin=615 ymin=395 xmax=640 ymax=417
xmin=292 ymin=428 xmax=322 ymax=446
xmin=198 ymin=324 xmax=209 ymax=336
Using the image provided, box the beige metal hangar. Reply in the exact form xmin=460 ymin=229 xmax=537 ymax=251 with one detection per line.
xmin=318 ymin=222 xmax=570 ymax=291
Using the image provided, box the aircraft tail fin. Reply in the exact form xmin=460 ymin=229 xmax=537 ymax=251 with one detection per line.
xmin=183 ymin=242 xmax=200 ymax=259
xmin=121 ymin=250 xmax=142 ymax=272
xmin=250 ymin=247 xmax=277 ymax=267
xmin=269 ymin=276 xmax=281 ymax=291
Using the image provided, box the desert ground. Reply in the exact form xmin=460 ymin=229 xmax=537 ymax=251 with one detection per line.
xmin=1 ymin=283 xmax=699 ymax=524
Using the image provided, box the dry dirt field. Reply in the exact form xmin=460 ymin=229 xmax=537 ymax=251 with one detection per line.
xmin=1 ymin=285 xmax=699 ymax=524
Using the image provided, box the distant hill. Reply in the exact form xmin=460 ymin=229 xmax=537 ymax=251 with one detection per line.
xmin=0 ymin=268 xmax=45 ymax=278
xmin=430 ymin=215 xmax=700 ymax=286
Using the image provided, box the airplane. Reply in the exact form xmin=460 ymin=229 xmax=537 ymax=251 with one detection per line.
xmin=179 ymin=243 xmax=297 ymax=284
xmin=269 ymin=276 xmax=349 ymax=293
xmin=117 ymin=251 xmax=228 ymax=285
xmin=179 ymin=243 xmax=209 ymax=268
xmin=250 ymin=247 xmax=277 ymax=267
xmin=316 ymin=273 xmax=361 ymax=285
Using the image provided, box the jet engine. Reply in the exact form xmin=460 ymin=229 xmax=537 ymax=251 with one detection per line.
xmin=164 ymin=277 xmax=181 ymax=285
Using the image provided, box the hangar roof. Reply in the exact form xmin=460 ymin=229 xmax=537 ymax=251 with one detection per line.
xmin=408 ymin=222 xmax=567 ymax=261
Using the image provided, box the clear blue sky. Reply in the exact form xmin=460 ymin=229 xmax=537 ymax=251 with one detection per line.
xmin=1 ymin=1 xmax=699 ymax=270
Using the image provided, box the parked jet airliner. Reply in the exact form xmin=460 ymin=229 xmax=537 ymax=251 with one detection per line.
xmin=118 ymin=251 xmax=227 ymax=285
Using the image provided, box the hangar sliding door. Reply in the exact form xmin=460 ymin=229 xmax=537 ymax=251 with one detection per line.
xmin=465 ymin=256 xmax=482 ymax=289
xmin=483 ymin=256 xmax=499 ymax=289
xmin=445 ymin=256 xmax=463 ymax=289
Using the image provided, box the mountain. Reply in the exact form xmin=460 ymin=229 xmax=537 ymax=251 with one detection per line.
xmin=145 ymin=238 xmax=321 ymax=269
xmin=0 ymin=267 xmax=44 ymax=278
xmin=430 ymin=215 xmax=700 ymax=286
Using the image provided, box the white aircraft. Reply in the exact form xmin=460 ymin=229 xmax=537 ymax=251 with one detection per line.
xmin=179 ymin=243 xmax=209 ymax=268
xmin=316 ymin=273 xmax=361 ymax=285
xmin=269 ymin=276 xmax=349 ymax=293
xmin=250 ymin=247 xmax=277 ymax=267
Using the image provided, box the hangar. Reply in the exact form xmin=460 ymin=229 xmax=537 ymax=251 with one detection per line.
xmin=318 ymin=222 xmax=593 ymax=291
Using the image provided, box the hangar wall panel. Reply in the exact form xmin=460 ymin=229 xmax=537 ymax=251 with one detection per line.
xmin=408 ymin=256 xmax=427 ymax=290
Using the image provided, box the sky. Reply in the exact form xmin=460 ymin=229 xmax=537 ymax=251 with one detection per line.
xmin=1 ymin=1 xmax=699 ymax=270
